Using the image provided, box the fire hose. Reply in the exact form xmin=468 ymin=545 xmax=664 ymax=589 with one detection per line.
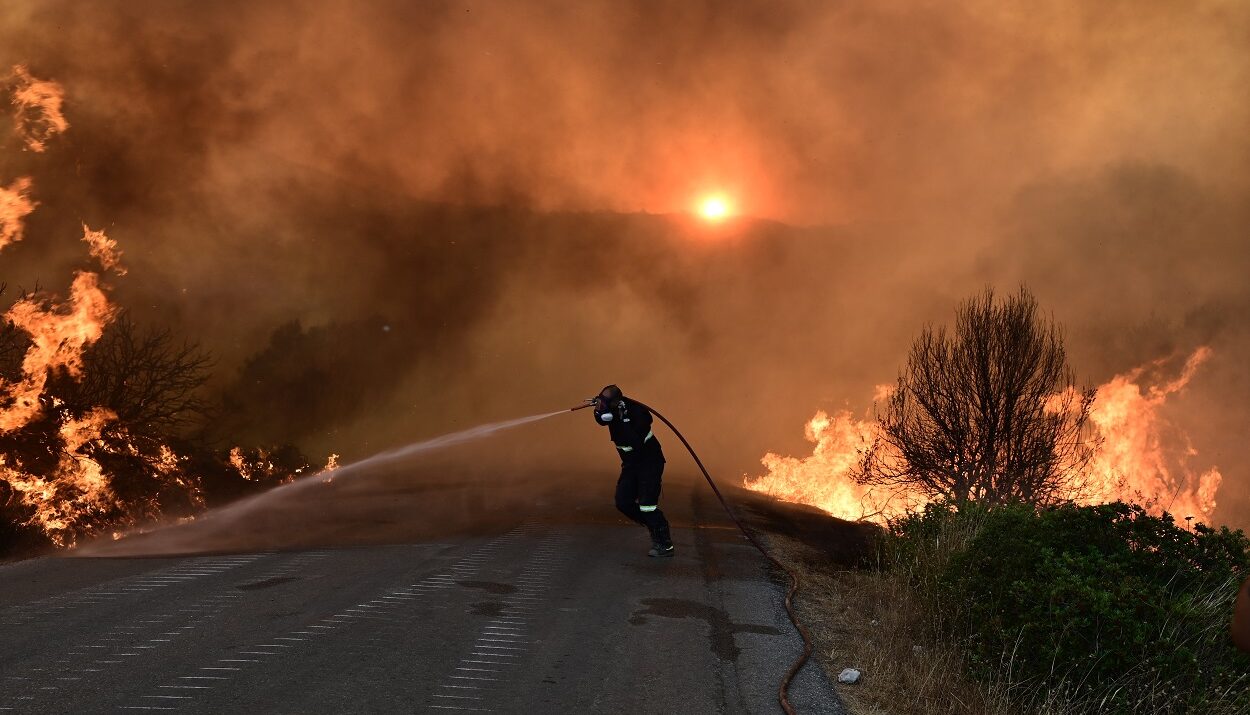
xmin=571 ymin=399 xmax=813 ymax=715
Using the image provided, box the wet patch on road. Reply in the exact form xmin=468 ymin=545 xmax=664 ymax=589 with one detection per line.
xmin=470 ymin=601 xmax=509 ymax=617
xmin=236 ymin=576 xmax=300 ymax=591
xmin=629 ymin=597 xmax=781 ymax=662
xmin=457 ymin=580 xmax=516 ymax=595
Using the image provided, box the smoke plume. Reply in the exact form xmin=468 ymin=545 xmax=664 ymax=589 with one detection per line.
xmin=1 ymin=0 xmax=1247 ymax=530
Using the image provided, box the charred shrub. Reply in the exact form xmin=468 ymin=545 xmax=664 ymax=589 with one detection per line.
xmin=888 ymin=502 xmax=1250 ymax=713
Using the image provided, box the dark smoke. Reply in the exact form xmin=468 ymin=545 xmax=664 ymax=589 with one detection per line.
xmin=1 ymin=1 xmax=1247 ymax=527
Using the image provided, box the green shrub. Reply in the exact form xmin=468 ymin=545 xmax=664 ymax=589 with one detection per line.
xmin=887 ymin=501 xmax=1250 ymax=714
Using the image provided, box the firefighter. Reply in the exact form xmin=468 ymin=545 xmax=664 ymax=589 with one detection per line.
xmin=592 ymin=384 xmax=674 ymax=557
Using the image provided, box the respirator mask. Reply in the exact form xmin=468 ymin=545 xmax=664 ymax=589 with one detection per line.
xmin=594 ymin=385 xmax=624 ymax=423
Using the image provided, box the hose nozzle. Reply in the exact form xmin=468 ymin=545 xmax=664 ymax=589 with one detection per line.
xmin=570 ymin=398 xmax=596 ymax=412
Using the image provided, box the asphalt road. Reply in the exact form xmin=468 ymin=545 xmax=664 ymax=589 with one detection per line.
xmin=1 ymin=474 xmax=843 ymax=713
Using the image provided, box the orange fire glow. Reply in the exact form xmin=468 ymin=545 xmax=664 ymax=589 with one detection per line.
xmin=1075 ymin=347 xmax=1221 ymax=520
xmin=0 ymin=176 xmax=36 ymax=252
xmin=0 ymin=269 xmax=207 ymax=545
xmin=81 ymin=224 xmax=127 ymax=275
xmin=745 ymin=409 xmax=925 ymax=522
xmin=9 ymin=64 xmax=69 ymax=153
xmin=746 ymin=348 xmax=1222 ymax=525
xmin=0 ymin=269 xmax=121 ymax=545
xmin=0 ymin=272 xmax=116 ymax=432
xmin=0 ymin=65 xmax=275 ymax=549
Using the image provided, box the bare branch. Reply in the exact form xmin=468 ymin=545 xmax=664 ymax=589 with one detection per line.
xmin=49 ymin=312 xmax=214 ymax=436
xmin=857 ymin=287 xmax=1095 ymax=507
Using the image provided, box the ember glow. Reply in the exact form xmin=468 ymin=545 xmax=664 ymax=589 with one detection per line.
xmin=0 ymin=176 xmax=35 ymax=252
xmin=747 ymin=349 xmax=1224 ymax=525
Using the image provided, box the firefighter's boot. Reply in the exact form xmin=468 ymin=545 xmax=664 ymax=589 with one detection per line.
xmin=647 ymin=521 xmax=674 ymax=557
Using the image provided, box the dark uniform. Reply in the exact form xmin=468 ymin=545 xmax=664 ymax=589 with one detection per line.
xmin=593 ymin=386 xmax=673 ymax=555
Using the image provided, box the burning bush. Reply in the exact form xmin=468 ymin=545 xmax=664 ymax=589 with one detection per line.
xmin=749 ymin=287 xmax=1223 ymax=528
xmin=885 ymin=501 xmax=1250 ymax=713
xmin=0 ymin=296 xmax=312 ymax=556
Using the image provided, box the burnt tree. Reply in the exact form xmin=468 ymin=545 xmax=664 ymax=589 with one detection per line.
xmin=858 ymin=287 xmax=1094 ymax=506
xmin=51 ymin=313 xmax=213 ymax=438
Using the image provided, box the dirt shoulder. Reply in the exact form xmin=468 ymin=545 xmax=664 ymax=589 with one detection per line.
xmin=733 ymin=489 xmax=1013 ymax=715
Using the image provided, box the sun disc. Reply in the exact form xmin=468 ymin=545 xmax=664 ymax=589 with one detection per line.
xmin=698 ymin=196 xmax=731 ymax=221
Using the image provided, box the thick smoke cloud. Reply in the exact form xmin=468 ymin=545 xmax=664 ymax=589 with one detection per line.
xmin=1 ymin=1 xmax=1247 ymax=525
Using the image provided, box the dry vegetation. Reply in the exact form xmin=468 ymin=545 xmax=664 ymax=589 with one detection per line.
xmin=765 ymin=532 xmax=1018 ymax=715
xmin=757 ymin=499 xmax=1250 ymax=715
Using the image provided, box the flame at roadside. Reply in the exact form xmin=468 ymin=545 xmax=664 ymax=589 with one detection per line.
xmin=747 ymin=348 xmax=1222 ymax=525
xmin=1 ymin=408 xmax=116 ymax=543
xmin=0 ymin=267 xmax=213 ymax=547
xmin=1078 ymin=347 xmax=1221 ymax=521
xmin=745 ymin=409 xmax=926 ymax=522
xmin=0 ymin=66 xmax=306 ymax=551
xmin=0 ymin=272 xmax=115 ymax=432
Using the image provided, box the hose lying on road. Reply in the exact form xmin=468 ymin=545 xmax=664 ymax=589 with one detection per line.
xmin=640 ymin=402 xmax=814 ymax=715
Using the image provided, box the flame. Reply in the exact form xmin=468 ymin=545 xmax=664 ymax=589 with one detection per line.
xmin=229 ymin=446 xmax=306 ymax=484
xmin=0 ymin=265 xmax=212 ymax=546
xmin=0 ymin=66 xmax=274 ymax=550
xmin=8 ymin=65 xmax=69 ymax=153
xmin=0 ymin=176 xmax=36 ymax=252
xmin=2 ymin=407 xmax=116 ymax=546
xmin=745 ymin=410 xmax=925 ymax=522
xmin=0 ymin=272 xmax=116 ymax=432
xmin=747 ymin=348 xmax=1222 ymax=525
xmin=320 ymin=453 xmax=340 ymax=484
xmin=228 ymin=446 xmax=253 ymax=479
xmin=1073 ymin=347 xmax=1220 ymax=520
xmin=81 ymin=224 xmax=127 ymax=275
